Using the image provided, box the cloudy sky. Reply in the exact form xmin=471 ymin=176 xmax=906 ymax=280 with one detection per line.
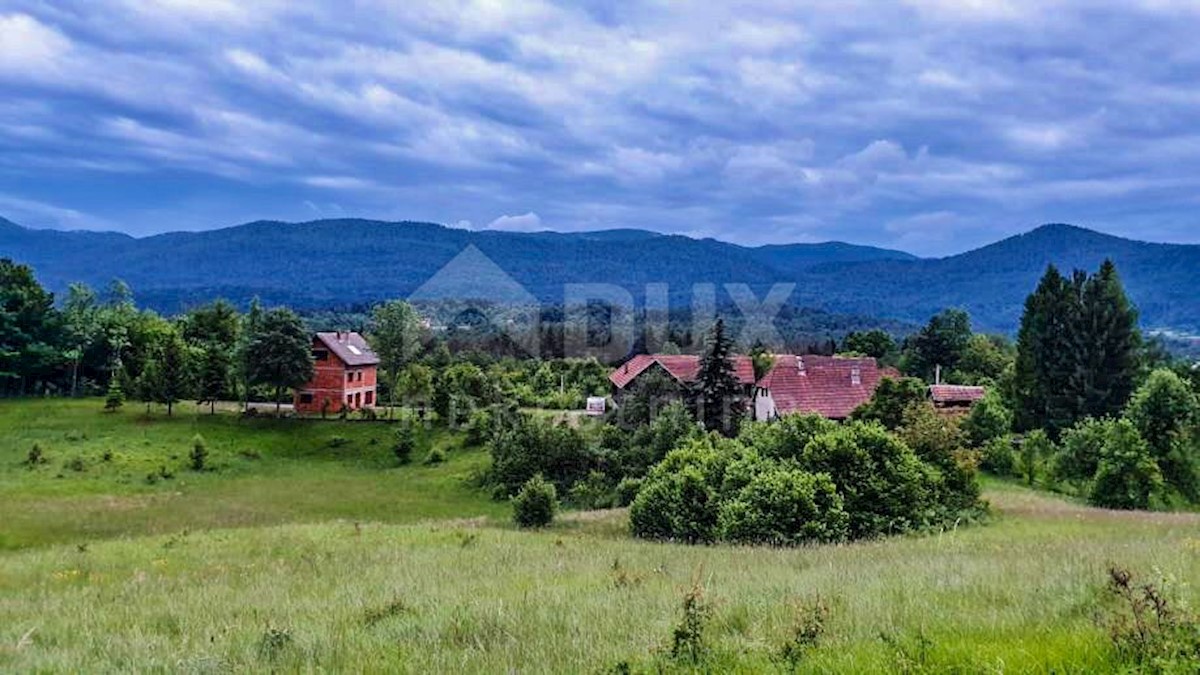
xmin=2 ymin=1 xmax=1200 ymax=256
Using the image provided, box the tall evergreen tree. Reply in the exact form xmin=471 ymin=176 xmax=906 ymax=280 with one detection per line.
xmin=152 ymin=329 xmax=191 ymax=416
xmin=905 ymin=309 xmax=971 ymax=382
xmin=1015 ymin=261 xmax=1139 ymax=437
xmin=196 ymin=345 xmax=231 ymax=415
xmin=245 ymin=307 xmax=314 ymax=413
xmin=693 ymin=319 xmax=744 ymax=436
xmin=237 ymin=297 xmax=264 ymax=411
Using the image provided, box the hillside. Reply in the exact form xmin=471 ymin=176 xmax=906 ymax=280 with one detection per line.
xmin=1 ymin=217 xmax=1198 ymax=332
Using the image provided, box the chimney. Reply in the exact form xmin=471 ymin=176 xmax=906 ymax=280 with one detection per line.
xmin=797 ymin=356 xmax=807 ymax=377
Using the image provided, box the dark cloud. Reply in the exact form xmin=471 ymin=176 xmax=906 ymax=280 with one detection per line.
xmin=1 ymin=0 xmax=1200 ymax=255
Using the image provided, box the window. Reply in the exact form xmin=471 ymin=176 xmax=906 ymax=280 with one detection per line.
xmin=358 ymin=371 xmax=364 ymax=382
xmin=354 ymin=392 xmax=362 ymax=407
xmin=313 ymin=349 xmax=328 ymax=361
xmin=346 ymin=394 xmax=353 ymax=405
xmin=299 ymin=392 xmax=314 ymax=404
xmin=365 ymin=391 xmax=374 ymax=405
xmin=347 ymin=371 xmax=354 ymax=383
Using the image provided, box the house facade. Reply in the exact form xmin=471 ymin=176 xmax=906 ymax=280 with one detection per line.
xmin=294 ymin=331 xmax=380 ymax=415
xmin=753 ymin=355 xmax=898 ymax=421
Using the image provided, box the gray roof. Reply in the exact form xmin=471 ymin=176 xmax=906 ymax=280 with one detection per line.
xmin=315 ymin=332 xmax=380 ymax=366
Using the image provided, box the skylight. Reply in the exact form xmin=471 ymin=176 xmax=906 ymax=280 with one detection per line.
xmin=346 ymin=345 xmax=362 ymax=355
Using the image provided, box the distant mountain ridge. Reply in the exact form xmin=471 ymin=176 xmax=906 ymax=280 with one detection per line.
xmin=1 ymin=217 xmax=1196 ymax=333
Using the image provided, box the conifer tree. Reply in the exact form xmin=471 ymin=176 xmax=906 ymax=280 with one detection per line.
xmin=153 ymin=329 xmax=191 ymax=416
xmin=693 ymin=319 xmax=744 ymax=435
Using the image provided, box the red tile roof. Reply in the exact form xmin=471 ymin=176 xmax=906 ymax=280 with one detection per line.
xmin=757 ymin=355 xmax=896 ymax=420
xmin=929 ymin=385 xmax=986 ymax=404
xmin=609 ymin=354 xmax=756 ymax=389
xmin=315 ymin=331 xmax=380 ymax=367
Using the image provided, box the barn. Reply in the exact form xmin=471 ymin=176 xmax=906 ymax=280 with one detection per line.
xmin=294 ymin=331 xmax=380 ymax=415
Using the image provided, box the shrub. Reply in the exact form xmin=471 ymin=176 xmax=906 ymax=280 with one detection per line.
xmin=1054 ymin=418 xmax=1109 ymax=487
xmin=800 ymin=422 xmax=933 ymax=538
xmin=716 ymin=465 xmax=848 ymax=545
xmin=104 ymin=378 xmax=124 ymax=412
xmin=358 ymin=407 xmax=377 ymax=421
xmin=392 ymin=417 xmax=422 ymax=465
xmin=513 ymin=474 xmax=557 ymax=528
xmin=981 ymin=435 xmax=1017 ymax=476
xmin=424 ymin=447 xmax=446 ymax=465
xmin=65 ymin=457 xmax=86 ymax=472
xmin=1089 ymin=419 xmax=1163 ymax=510
xmin=737 ymin=413 xmax=837 ymax=461
xmin=898 ymin=402 xmax=980 ymax=512
xmin=629 ymin=437 xmax=729 ymax=543
xmin=567 ymin=470 xmax=616 ymax=509
xmin=850 ymin=377 xmax=928 ymax=430
xmin=961 ymin=390 xmax=1012 ymax=447
xmin=487 ymin=412 xmax=595 ymax=498
xmin=189 ymin=434 xmax=208 ymax=471
xmin=464 ymin=408 xmax=494 ymax=447
xmin=615 ymin=477 xmax=643 ymax=507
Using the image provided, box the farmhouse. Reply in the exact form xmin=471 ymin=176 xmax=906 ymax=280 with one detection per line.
xmin=753 ymin=355 xmax=898 ymax=421
xmin=609 ymin=354 xmax=757 ymax=398
xmin=929 ymin=384 xmax=986 ymax=413
xmin=294 ymin=331 xmax=379 ymax=415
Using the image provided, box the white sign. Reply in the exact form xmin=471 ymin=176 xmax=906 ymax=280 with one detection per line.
xmin=585 ymin=396 xmax=606 ymax=416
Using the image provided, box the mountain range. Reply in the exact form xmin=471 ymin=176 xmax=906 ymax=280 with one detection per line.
xmin=2 ymin=216 xmax=1197 ymax=334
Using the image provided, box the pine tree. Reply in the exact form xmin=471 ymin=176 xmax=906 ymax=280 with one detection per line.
xmin=196 ymin=345 xmax=231 ymax=415
xmin=104 ymin=373 xmax=124 ymax=412
xmin=1079 ymin=260 xmax=1140 ymax=419
xmin=1014 ymin=265 xmax=1077 ymax=435
xmin=693 ymin=319 xmax=744 ymax=435
xmin=154 ymin=329 xmax=191 ymax=416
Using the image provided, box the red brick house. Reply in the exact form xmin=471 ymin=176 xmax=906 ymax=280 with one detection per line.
xmin=294 ymin=331 xmax=379 ymax=415
xmin=753 ymin=355 xmax=899 ymax=421
xmin=609 ymin=354 xmax=757 ymax=398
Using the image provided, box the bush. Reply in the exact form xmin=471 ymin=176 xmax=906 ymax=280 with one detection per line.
xmin=487 ymin=413 xmax=595 ymax=498
xmin=1102 ymin=566 xmax=1200 ymax=668
xmin=737 ymin=413 xmax=837 ymax=462
xmin=1054 ymin=418 xmax=1109 ymax=486
xmin=981 ymin=435 xmax=1017 ymax=476
xmin=1089 ymin=419 xmax=1163 ymax=510
xmin=424 ymin=447 xmax=446 ymax=465
xmin=392 ymin=417 xmax=422 ymax=465
xmin=629 ymin=437 xmax=729 ymax=544
xmin=189 ymin=434 xmax=208 ymax=471
xmin=800 ymin=422 xmax=933 ymax=538
xmin=717 ymin=465 xmax=848 ymax=545
xmin=1018 ymin=429 xmax=1054 ymax=487
xmin=850 ymin=377 xmax=928 ymax=430
xmin=1126 ymin=369 xmax=1200 ymax=501
xmin=615 ymin=477 xmax=643 ymax=507
xmin=464 ymin=408 xmax=494 ymax=447
xmin=65 ymin=457 xmax=86 ymax=472
xmin=898 ymin=403 xmax=980 ymax=512
xmin=961 ymin=390 xmax=1011 ymax=447
xmin=513 ymin=474 xmax=557 ymax=528
xmin=567 ymin=470 xmax=616 ymax=509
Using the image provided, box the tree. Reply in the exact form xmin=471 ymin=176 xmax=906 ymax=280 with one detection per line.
xmin=1089 ymin=419 xmax=1162 ymax=510
xmin=104 ymin=374 xmax=124 ymax=412
xmin=397 ymin=363 xmax=434 ymax=416
xmin=748 ymin=341 xmax=775 ymax=380
xmin=180 ymin=300 xmax=240 ymax=351
xmin=236 ymin=297 xmax=264 ymax=411
xmin=850 ymin=377 xmax=927 ymax=430
xmin=1126 ymin=369 xmax=1199 ymax=500
xmin=961 ymin=389 xmax=1013 ymax=447
xmin=245 ymin=307 xmax=314 ymax=413
xmin=370 ymin=300 xmax=423 ymax=418
xmin=843 ymin=329 xmax=896 ymax=359
xmin=1014 ymin=266 xmax=1080 ymax=436
xmin=0 ymin=259 xmax=61 ymax=395
xmin=196 ymin=345 xmax=231 ymax=414
xmin=953 ymin=334 xmax=1014 ymax=385
xmin=904 ymin=309 xmax=971 ymax=382
xmin=62 ymin=283 xmax=100 ymax=398
xmin=512 ymin=474 xmax=557 ymax=528
xmin=151 ymin=328 xmax=191 ymax=416
xmin=1015 ymin=262 xmax=1140 ymax=437
xmin=1076 ymin=260 xmax=1140 ymax=420
xmin=693 ymin=319 xmax=745 ymax=435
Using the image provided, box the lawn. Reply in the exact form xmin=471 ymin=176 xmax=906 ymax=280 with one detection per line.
xmin=1 ymin=399 xmax=1198 ymax=672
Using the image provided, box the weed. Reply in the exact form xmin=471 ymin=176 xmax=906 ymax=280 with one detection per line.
xmin=256 ymin=627 xmax=293 ymax=660
xmin=424 ymin=447 xmax=446 ymax=465
xmin=669 ymin=577 xmax=711 ymax=663
xmin=778 ymin=595 xmax=830 ymax=666
xmin=610 ymin=558 xmax=645 ymax=589
xmin=456 ymin=531 xmax=478 ymax=548
xmin=879 ymin=630 xmax=934 ymax=673
xmin=24 ymin=443 xmax=46 ymax=466
xmin=363 ymin=598 xmax=411 ymax=626
xmin=1103 ymin=566 xmax=1200 ymax=670
xmin=64 ymin=457 xmax=86 ymax=473
xmin=100 ymin=449 xmax=113 ymax=462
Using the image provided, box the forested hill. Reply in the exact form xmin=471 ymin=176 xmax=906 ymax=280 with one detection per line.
xmin=1 ymin=217 xmax=1197 ymax=332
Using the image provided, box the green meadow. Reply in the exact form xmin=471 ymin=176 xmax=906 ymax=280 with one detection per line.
xmin=1 ymin=399 xmax=1198 ymax=672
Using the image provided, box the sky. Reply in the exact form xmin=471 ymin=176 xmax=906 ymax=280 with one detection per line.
xmin=2 ymin=1 xmax=1200 ymax=256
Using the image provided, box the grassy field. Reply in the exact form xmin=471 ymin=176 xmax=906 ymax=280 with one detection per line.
xmin=1 ymin=399 xmax=1198 ymax=672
